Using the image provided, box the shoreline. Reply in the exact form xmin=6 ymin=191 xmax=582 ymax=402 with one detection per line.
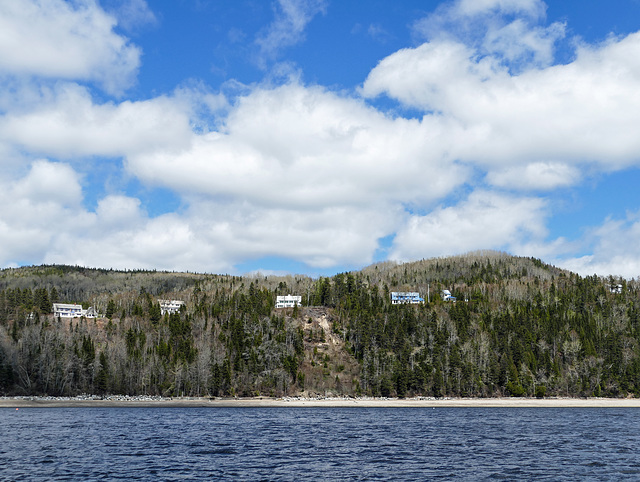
xmin=3 ymin=395 xmax=640 ymax=408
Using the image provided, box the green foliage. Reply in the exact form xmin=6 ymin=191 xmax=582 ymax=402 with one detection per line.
xmin=149 ymin=302 xmax=162 ymax=323
xmin=106 ymin=299 xmax=116 ymax=320
xmin=95 ymin=351 xmax=109 ymax=394
xmin=506 ymin=381 xmax=525 ymax=397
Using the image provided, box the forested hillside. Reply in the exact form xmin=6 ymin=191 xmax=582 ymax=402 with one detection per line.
xmin=1 ymin=251 xmax=638 ymax=399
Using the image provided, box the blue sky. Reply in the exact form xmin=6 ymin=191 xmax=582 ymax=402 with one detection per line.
xmin=2 ymin=0 xmax=640 ymax=278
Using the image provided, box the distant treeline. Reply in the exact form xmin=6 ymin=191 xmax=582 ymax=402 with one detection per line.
xmin=0 ymin=252 xmax=638 ymax=399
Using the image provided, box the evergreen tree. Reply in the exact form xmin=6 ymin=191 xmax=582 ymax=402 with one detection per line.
xmin=106 ymin=299 xmax=116 ymax=319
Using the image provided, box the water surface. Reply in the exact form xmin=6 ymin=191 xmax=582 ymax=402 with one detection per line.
xmin=1 ymin=407 xmax=639 ymax=480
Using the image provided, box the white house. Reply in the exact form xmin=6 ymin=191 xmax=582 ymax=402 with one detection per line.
xmin=441 ymin=290 xmax=457 ymax=302
xmin=390 ymin=292 xmax=424 ymax=304
xmin=159 ymin=299 xmax=185 ymax=315
xmin=53 ymin=303 xmax=97 ymax=318
xmin=276 ymin=295 xmax=302 ymax=309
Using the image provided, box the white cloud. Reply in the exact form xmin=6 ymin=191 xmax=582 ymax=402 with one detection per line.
xmin=0 ymin=161 xmax=87 ymax=265
xmin=414 ymin=0 xmax=549 ymax=40
xmin=114 ymin=82 xmax=474 ymax=269
xmin=362 ymin=40 xmax=490 ymax=113
xmin=362 ymin=32 xmax=640 ymax=175
xmin=412 ymin=0 xmax=563 ymax=71
xmin=36 ymin=197 xmax=399 ymax=272
xmin=256 ymin=0 xmax=327 ymax=63
xmin=0 ymin=157 xmax=400 ymax=272
xmin=0 ymin=79 xmax=473 ymax=271
xmin=454 ymin=0 xmax=547 ymax=19
xmin=0 ymin=83 xmax=193 ymax=158
xmin=0 ymin=0 xmax=141 ymax=94
xmin=0 ymin=79 xmax=471 ymax=272
xmin=487 ymin=162 xmax=582 ymax=190
xmin=482 ymin=19 xmax=565 ymax=68
xmin=558 ymin=212 xmax=640 ymax=278
xmin=46 ymin=212 xmax=208 ymax=272
xmin=390 ymin=191 xmax=548 ymax=261
xmin=104 ymin=0 xmax=157 ymax=33
xmin=95 ymin=195 xmax=145 ymax=229
xmin=0 ymin=160 xmax=217 ymax=271
xmin=127 ymin=82 xmax=468 ymax=209
xmin=12 ymin=159 xmax=83 ymax=206
xmin=183 ymin=201 xmax=398 ymax=269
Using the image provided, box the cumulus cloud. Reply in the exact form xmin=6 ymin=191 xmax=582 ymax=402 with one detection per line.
xmin=126 ymin=82 xmax=468 ymax=209
xmin=558 ymin=212 xmax=640 ymax=278
xmin=0 ymin=158 xmax=399 ymax=272
xmin=31 ymin=192 xmax=398 ymax=272
xmin=95 ymin=195 xmax=145 ymax=229
xmin=45 ymin=212 xmax=209 ymax=272
xmin=0 ymin=0 xmax=141 ymax=94
xmin=482 ymin=19 xmax=565 ymax=68
xmin=0 ymin=83 xmax=193 ymax=158
xmin=0 ymin=160 xmax=219 ymax=271
xmin=362 ymin=32 xmax=640 ymax=175
xmin=412 ymin=0 xmax=564 ymax=72
xmin=114 ymin=82 xmax=472 ymax=269
xmin=486 ymin=162 xmax=582 ymax=190
xmin=0 ymin=161 xmax=86 ymax=266
xmin=390 ymin=191 xmax=548 ymax=261
xmin=3 ymin=81 xmax=444 ymax=271
xmin=183 ymin=201 xmax=398 ymax=269
xmin=13 ymin=159 xmax=83 ymax=206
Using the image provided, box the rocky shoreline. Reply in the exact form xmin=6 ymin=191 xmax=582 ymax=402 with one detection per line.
xmin=3 ymin=395 xmax=640 ymax=408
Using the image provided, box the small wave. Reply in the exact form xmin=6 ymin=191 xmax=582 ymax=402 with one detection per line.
xmin=191 ymin=448 xmax=237 ymax=455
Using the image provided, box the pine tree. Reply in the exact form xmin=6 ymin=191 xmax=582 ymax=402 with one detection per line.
xmin=106 ymin=299 xmax=116 ymax=319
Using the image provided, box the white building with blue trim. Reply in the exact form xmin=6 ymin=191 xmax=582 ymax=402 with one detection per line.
xmin=390 ymin=292 xmax=424 ymax=304
xmin=441 ymin=290 xmax=457 ymax=302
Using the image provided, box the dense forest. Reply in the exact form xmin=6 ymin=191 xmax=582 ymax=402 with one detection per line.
xmin=1 ymin=251 xmax=638 ymax=399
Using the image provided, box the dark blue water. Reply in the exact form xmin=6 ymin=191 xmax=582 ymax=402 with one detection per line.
xmin=1 ymin=407 xmax=639 ymax=480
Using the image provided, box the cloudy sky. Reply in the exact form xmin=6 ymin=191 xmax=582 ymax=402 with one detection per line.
xmin=2 ymin=0 xmax=640 ymax=277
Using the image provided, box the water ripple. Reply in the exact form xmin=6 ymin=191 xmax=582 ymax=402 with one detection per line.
xmin=1 ymin=407 xmax=640 ymax=480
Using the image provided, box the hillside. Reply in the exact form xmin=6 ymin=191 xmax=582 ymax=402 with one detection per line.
xmin=0 ymin=251 xmax=637 ymax=399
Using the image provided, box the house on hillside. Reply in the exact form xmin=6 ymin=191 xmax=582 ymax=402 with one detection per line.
xmin=390 ymin=292 xmax=424 ymax=304
xmin=85 ymin=306 xmax=98 ymax=317
xmin=53 ymin=303 xmax=97 ymax=318
xmin=159 ymin=299 xmax=185 ymax=315
xmin=610 ymin=284 xmax=623 ymax=294
xmin=441 ymin=290 xmax=457 ymax=302
xmin=276 ymin=295 xmax=302 ymax=308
